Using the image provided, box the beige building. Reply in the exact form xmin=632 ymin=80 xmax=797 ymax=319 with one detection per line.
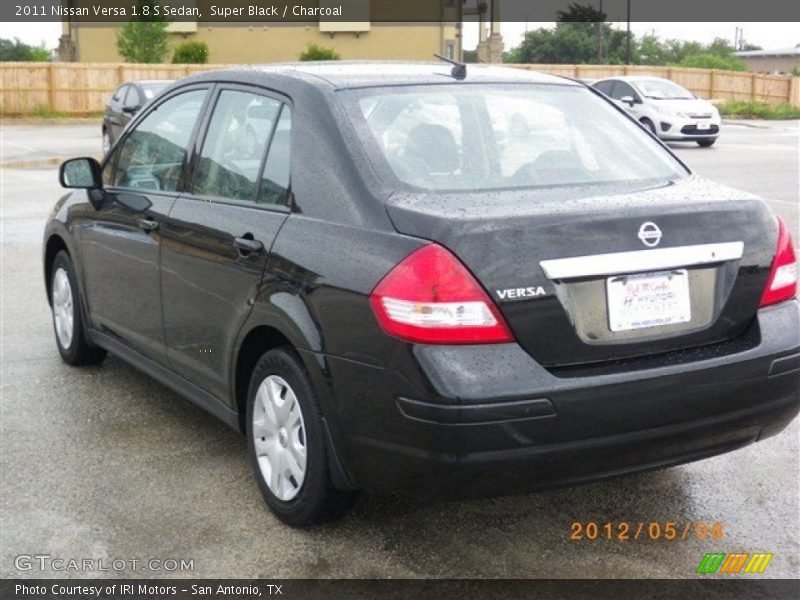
xmin=56 ymin=1 xmax=505 ymax=64
xmin=735 ymin=46 xmax=800 ymax=75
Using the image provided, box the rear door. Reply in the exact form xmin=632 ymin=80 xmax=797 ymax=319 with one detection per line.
xmin=82 ymin=86 xmax=210 ymax=362
xmin=161 ymin=85 xmax=292 ymax=400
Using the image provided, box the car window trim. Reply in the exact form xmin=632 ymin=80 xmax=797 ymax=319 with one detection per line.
xmin=101 ymin=83 xmax=214 ymax=194
xmin=182 ymin=82 xmax=292 ymax=214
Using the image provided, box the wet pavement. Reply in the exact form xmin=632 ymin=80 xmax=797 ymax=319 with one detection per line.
xmin=1 ymin=121 xmax=798 ymax=579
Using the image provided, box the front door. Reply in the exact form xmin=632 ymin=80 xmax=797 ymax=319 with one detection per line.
xmin=161 ymin=87 xmax=293 ymax=401
xmin=81 ymin=87 xmax=210 ymax=362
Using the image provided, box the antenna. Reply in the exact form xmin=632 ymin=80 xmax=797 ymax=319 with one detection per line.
xmin=434 ymin=53 xmax=467 ymax=81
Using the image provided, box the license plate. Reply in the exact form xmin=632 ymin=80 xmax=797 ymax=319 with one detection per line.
xmin=606 ymin=270 xmax=691 ymax=332
xmin=696 ymin=121 xmax=710 ymax=130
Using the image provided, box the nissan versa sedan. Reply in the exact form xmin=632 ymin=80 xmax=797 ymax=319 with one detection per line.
xmin=45 ymin=63 xmax=799 ymax=526
xmin=592 ymin=76 xmax=721 ymax=146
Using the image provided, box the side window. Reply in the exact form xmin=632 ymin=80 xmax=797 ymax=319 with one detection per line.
xmin=193 ymin=90 xmax=282 ymax=203
xmin=124 ymin=86 xmax=141 ymax=109
xmin=112 ymin=85 xmax=127 ymax=103
xmin=613 ymin=82 xmax=636 ymax=100
xmin=593 ymin=81 xmax=613 ymax=96
xmin=259 ymin=105 xmax=292 ymax=205
xmin=113 ymin=89 xmax=207 ymax=192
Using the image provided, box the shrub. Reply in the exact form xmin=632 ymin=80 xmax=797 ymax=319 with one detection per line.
xmin=116 ymin=22 xmax=169 ymax=63
xmin=299 ymin=43 xmax=340 ymax=61
xmin=717 ymin=101 xmax=800 ymax=120
xmin=172 ymin=41 xmax=209 ymax=64
xmin=680 ymin=53 xmax=747 ymax=72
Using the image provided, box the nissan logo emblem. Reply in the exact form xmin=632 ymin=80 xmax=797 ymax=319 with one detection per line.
xmin=638 ymin=222 xmax=662 ymax=247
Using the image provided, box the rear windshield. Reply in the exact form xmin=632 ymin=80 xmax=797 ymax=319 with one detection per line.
xmin=346 ymin=84 xmax=688 ymax=192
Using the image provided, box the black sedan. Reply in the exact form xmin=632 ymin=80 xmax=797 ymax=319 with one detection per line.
xmin=48 ymin=63 xmax=799 ymax=526
xmin=102 ymin=79 xmax=173 ymax=154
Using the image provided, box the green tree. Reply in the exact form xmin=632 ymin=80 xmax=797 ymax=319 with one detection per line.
xmin=172 ymin=41 xmax=209 ymax=64
xmin=116 ymin=1 xmax=169 ymax=63
xmin=299 ymin=43 xmax=340 ymax=61
xmin=0 ymin=38 xmax=50 ymax=61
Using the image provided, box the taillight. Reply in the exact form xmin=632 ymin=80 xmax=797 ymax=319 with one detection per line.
xmin=369 ymin=244 xmax=514 ymax=344
xmin=759 ymin=218 xmax=797 ymax=307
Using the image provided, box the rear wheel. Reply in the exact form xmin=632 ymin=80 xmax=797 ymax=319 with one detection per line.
xmin=640 ymin=118 xmax=657 ymax=135
xmin=697 ymin=138 xmax=717 ymax=147
xmin=50 ymin=251 xmax=106 ymax=366
xmin=246 ymin=347 xmax=357 ymax=527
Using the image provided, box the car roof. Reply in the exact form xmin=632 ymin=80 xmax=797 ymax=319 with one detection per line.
xmin=596 ymin=75 xmax=672 ymax=83
xmin=126 ymin=79 xmax=174 ymax=87
xmin=188 ymin=61 xmax=577 ymax=91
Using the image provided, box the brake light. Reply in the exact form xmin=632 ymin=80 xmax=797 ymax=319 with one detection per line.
xmin=759 ymin=218 xmax=797 ymax=307
xmin=369 ymin=244 xmax=514 ymax=344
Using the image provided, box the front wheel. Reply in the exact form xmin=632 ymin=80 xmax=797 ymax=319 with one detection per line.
xmin=640 ymin=118 xmax=657 ymax=135
xmin=50 ymin=251 xmax=106 ymax=365
xmin=247 ymin=347 xmax=357 ymax=527
xmin=697 ymin=138 xmax=717 ymax=147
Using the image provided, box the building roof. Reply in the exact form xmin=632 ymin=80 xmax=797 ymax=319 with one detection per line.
xmin=734 ymin=46 xmax=800 ymax=58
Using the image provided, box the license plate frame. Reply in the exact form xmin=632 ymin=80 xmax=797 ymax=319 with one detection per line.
xmin=606 ymin=269 xmax=691 ymax=332
xmin=696 ymin=121 xmax=711 ymax=130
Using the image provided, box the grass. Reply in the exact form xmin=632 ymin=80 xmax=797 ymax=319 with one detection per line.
xmin=30 ymin=105 xmax=70 ymax=119
xmin=717 ymin=101 xmax=800 ymax=120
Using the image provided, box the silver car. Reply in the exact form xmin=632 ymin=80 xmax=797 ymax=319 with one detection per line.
xmin=592 ymin=76 xmax=721 ymax=147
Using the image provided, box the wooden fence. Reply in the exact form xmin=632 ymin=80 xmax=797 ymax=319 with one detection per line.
xmin=1 ymin=61 xmax=799 ymax=115
xmin=513 ymin=64 xmax=800 ymax=107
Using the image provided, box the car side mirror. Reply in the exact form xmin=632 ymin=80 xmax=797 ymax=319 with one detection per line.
xmin=122 ymin=105 xmax=141 ymax=115
xmin=620 ymin=95 xmax=636 ymax=107
xmin=60 ymin=157 xmax=102 ymax=189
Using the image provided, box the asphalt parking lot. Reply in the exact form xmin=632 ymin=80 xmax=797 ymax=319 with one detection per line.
xmin=1 ymin=120 xmax=798 ymax=579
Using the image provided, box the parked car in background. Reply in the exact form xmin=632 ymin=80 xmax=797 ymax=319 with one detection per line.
xmin=47 ymin=64 xmax=798 ymax=527
xmin=592 ymin=76 xmax=721 ymax=147
xmin=103 ymin=80 xmax=174 ymax=154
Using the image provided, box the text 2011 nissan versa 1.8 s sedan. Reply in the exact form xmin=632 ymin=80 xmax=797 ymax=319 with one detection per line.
xmin=46 ymin=63 xmax=799 ymax=526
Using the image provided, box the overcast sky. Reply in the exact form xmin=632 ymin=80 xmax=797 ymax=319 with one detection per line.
xmin=0 ymin=21 xmax=797 ymax=53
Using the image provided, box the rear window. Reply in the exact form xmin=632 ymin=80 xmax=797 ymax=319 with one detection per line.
xmin=347 ymin=84 xmax=688 ymax=192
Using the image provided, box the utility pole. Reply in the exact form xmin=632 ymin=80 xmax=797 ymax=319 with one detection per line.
xmin=596 ymin=0 xmax=604 ymax=64
xmin=625 ymin=0 xmax=632 ymax=65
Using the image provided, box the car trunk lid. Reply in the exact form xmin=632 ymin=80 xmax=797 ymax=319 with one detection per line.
xmin=385 ymin=177 xmax=776 ymax=367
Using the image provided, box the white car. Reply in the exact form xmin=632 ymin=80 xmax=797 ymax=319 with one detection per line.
xmin=592 ymin=76 xmax=721 ymax=147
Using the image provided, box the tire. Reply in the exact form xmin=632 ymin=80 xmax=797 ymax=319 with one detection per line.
xmin=50 ymin=251 xmax=106 ymax=366
xmin=102 ymin=129 xmax=112 ymax=155
xmin=697 ymin=139 xmax=717 ymax=147
xmin=640 ymin=118 xmax=657 ymax=135
xmin=246 ymin=347 xmax=357 ymax=527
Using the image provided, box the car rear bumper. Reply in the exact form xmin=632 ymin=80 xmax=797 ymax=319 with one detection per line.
xmin=317 ymin=300 xmax=800 ymax=498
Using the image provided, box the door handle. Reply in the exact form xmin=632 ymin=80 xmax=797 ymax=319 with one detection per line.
xmin=233 ymin=235 xmax=264 ymax=255
xmin=139 ymin=218 xmax=158 ymax=232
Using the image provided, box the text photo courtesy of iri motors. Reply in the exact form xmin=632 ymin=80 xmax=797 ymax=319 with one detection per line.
xmin=1 ymin=1 xmax=799 ymax=598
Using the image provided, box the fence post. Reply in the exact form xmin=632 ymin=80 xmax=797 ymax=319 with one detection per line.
xmin=790 ymin=77 xmax=800 ymax=107
xmin=117 ymin=64 xmax=124 ymax=85
xmin=751 ymin=73 xmax=757 ymax=102
xmin=709 ymin=69 xmax=716 ymax=99
xmin=575 ymin=65 xmax=582 ymax=79
xmin=48 ymin=63 xmax=57 ymax=112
